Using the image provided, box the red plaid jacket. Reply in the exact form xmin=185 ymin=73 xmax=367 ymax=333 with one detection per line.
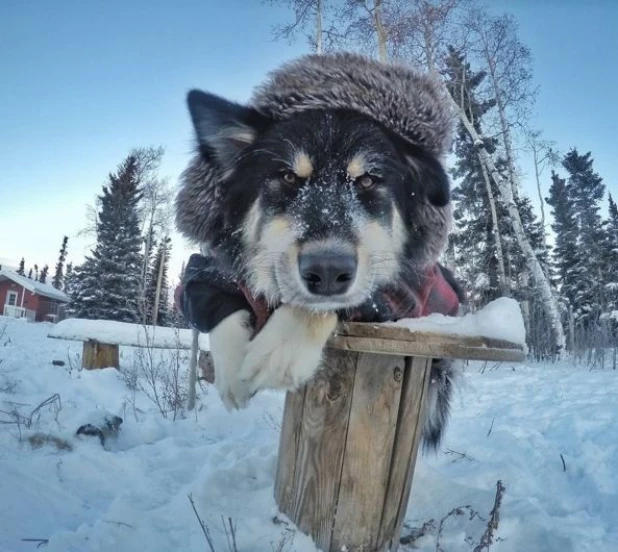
xmin=175 ymin=254 xmax=463 ymax=334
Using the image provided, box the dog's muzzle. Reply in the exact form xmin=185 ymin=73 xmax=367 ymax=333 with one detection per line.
xmin=298 ymin=249 xmax=357 ymax=296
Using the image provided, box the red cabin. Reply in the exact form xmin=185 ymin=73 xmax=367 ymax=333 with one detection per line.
xmin=0 ymin=269 xmax=69 ymax=323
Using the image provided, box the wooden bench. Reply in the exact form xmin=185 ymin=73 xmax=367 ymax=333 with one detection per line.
xmin=48 ymin=319 xmax=210 ymax=370
xmin=275 ymin=320 xmax=525 ymax=552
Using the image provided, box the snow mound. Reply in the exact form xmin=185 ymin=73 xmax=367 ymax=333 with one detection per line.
xmin=2 ymin=312 xmax=618 ymax=551
xmin=386 ymin=297 xmax=527 ymax=347
xmin=48 ymin=318 xmax=211 ymax=351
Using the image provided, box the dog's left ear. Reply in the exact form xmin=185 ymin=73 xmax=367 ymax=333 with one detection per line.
xmin=388 ymin=132 xmax=451 ymax=207
xmin=187 ymin=90 xmax=269 ymax=168
xmin=404 ymin=149 xmax=450 ymax=207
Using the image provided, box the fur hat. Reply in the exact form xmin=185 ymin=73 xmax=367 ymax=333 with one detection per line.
xmin=176 ymin=52 xmax=453 ymax=245
xmin=251 ymin=52 xmax=453 ymax=158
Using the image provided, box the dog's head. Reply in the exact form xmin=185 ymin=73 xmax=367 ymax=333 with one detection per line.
xmin=181 ymin=90 xmax=451 ymax=311
xmin=176 ymin=53 xmax=453 ymax=312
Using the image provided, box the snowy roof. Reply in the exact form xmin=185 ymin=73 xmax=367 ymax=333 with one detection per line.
xmin=0 ymin=269 xmax=69 ymax=303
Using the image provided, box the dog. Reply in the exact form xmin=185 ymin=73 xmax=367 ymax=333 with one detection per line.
xmin=175 ymin=53 xmax=464 ymax=450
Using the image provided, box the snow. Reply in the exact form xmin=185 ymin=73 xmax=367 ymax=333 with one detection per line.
xmin=49 ymin=318 xmax=211 ymax=351
xmin=387 ymin=297 xmax=527 ymax=347
xmin=2 ymin=316 xmax=618 ymax=551
xmin=0 ymin=269 xmax=69 ymax=303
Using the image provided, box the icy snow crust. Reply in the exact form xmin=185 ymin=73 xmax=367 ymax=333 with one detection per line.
xmin=386 ymin=297 xmax=527 ymax=347
xmin=2 ymin=316 xmax=617 ymax=551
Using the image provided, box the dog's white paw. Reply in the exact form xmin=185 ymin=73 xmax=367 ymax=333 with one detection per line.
xmin=239 ymin=305 xmax=338 ymax=396
xmin=209 ymin=310 xmax=253 ymax=411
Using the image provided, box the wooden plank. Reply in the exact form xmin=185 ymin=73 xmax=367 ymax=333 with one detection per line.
xmin=378 ymin=356 xmax=432 ymax=550
xmin=336 ymin=322 xmax=523 ymax=351
xmin=331 ymin=352 xmax=405 ymax=551
xmin=274 ymin=387 xmax=306 ymax=515
xmin=82 ymin=341 xmax=119 ymax=370
xmin=329 ymin=335 xmax=525 ymax=362
xmin=289 ymin=349 xmax=357 ymax=551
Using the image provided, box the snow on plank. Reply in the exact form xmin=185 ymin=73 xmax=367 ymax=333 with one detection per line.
xmin=330 ymin=298 xmax=527 ymax=361
xmin=48 ymin=318 xmax=210 ymax=351
xmin=386 ymin=297 xmax=526 ymax=345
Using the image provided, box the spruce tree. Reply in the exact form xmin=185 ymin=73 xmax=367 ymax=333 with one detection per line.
xmin=34 ymin=264 xmax=39 ymax=281
xmin=52 ymin=236 xmax=69 ymax=290
xmin=64 ymin=263 xmax=75 ymax=297
xmin=602 ymin=194 xmax=618 ymax=314
xmin=39 ymin=265 xmax=49 ymax=284
xmin=546 ymin=171 xmax=579 ymax=310
xmin=27 ymin=268 xmax=33 ymax=279
xmin=17 ymin=258 xmax=25 ymax=276
xmin=562 ymin=149 xmax=607 ymax=324
xmin=444 ymin=46 xmax=507 ymax=307
xmin=70 ymin=154 xmax=143 ymax=322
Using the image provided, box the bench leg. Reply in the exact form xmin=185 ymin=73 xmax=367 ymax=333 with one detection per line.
xmin=82 ymin=341 xmax=120 ymax=370
xmin=274 ymin=349 xmax=432 ymax=552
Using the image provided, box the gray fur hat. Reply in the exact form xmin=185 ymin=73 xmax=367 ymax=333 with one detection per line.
xmin=176 ymin=52 xmax=454 ymax=245
xmin=251 ymin=52 xmax=453 ymax=158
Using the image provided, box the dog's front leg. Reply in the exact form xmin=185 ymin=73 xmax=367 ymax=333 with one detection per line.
xmin=209 ymin=309 xmax=254 ymax=410
xmin=239 ymin=305 xmax=338 ymax=395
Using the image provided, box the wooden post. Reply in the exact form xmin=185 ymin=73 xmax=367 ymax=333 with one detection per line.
xmin=81 ymin=341 xmax=120 ymax=370
xmin=186 ymin=328 xmax=199 ymax=410
xmin=274 ymin=322 xmax=525 ymax=552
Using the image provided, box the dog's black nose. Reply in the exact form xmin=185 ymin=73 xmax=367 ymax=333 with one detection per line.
xmin=299 ymin=252 xmax=357 ymax=296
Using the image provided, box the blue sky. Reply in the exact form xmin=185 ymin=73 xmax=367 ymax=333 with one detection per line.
xmin=1 ymin=0 xmax=616 ymax=279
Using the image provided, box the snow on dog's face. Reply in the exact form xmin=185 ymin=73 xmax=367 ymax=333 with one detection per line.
xmin=184 ymin=90 xmax=451 ymax=310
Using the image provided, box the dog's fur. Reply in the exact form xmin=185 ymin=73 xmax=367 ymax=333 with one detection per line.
xmin=176 ymin=53 xmax=461 ymax=450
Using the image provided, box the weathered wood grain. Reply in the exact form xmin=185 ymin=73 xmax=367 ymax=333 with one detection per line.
xmin=81 ymin=341 xmax=119 ymax=370
xmin=331 ymin=352 xmax=405 ymax=551
xmin=379 ymin=356 xmax=432 ymax=550
xmin=274 ymin=386 xmax=306 ymax=514
xmin=275 ymin=349 xmax=357 ymax=551
xmin=329 ymin=333 xmax=525 ymax=362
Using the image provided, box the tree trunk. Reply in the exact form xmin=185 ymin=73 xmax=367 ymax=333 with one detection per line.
xmin=531 ymin=142 xmax=548 ymax=247
xmin=373 ymin=0 xmax=388 ymax=62
xmin=152 ymin=238 xmax=167 ymax=326
xmin=479 ymin=154 xmax=509 ymax=296
xmin=139 ymin=225 xmax=153 ymax=323
xmin=449 ymin=93 xmax=566 ymax=357
xmin=187 ymin=328 xmax=199 ymax=410
xmin=315 ymin=0 xmax=323 ymax=54
xmin=494 ymin=90 xmax=520 ymax=199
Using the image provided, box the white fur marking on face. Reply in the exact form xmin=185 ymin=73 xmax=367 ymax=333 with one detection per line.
xmin=347 ymin=153 xmax=367 ymax=179
xmin=356 ymin=206 xmax=406 ymax=288
xmin=293 ymin=151 xmax=313 ymax=179
xmin=391 ymin=207 xmax=407 ymax=255
xmin=209 ymin=310 xmax=253 ymax=411
xmin=242 ymin=200 xmax=261 ymax=248
xmin=239 ymin=305 xmax=337 ymax=393
xmin=246 ymin=214 xmax=299 ymax=302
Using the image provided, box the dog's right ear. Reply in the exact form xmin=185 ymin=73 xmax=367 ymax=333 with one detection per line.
xmin=187 ymin=90 xmax=269 ymax=168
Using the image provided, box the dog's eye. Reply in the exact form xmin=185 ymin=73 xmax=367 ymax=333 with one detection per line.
xmin=356 ymin=174 xmax=377 ymax=190
xmin=281 ymin=171 xmax=299 ymax=186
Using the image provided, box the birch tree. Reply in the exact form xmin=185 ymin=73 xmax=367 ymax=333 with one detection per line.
xmin=525 ymin=129 xmax=559 ymax=239
xmin=465 ymin=8 xmax=536 ymax=199
xmin=267 ymin=0 xmax=331 ymax=53
xmin=377 ymin=0 xmax=566 ymax=355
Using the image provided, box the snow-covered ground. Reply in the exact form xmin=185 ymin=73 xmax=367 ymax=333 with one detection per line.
xmin=0 ymin=316 xmax=616 ymax=552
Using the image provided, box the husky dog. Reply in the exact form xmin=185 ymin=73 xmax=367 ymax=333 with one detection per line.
xmin=175 ymin=53 xmax=464 ymax=449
